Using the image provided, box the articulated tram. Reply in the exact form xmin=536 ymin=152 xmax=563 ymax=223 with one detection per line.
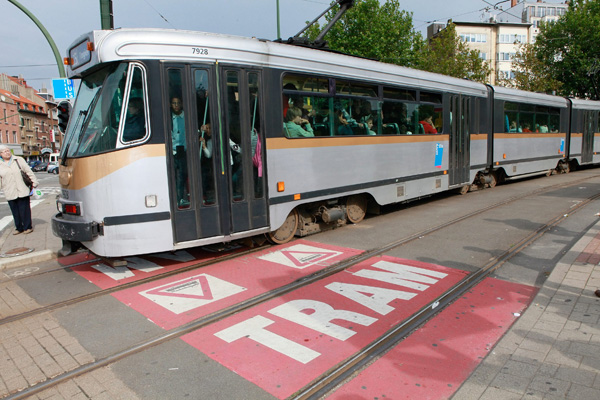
xmin=52 ymin=28 xmax=600 ymax=257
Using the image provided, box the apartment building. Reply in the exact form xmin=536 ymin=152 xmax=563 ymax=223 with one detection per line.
xmin=0 ymin=73 xmax=59 ymax=161
xmin=428 ymin=1 xmax=570 ymax=85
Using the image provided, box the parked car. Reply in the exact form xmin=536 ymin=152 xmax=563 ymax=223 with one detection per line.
xmin=28 ymin=160 xmax=41 ymax=169
xmin=32 ymin=162 xmax=48 ymax=172
xmin=47 ymin=163 xmax=59 ymax=174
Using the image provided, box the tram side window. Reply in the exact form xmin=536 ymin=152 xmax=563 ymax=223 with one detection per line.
xmin=75 ymin=63 xmax=128 ymax=156
xmin=381 ymin=89 xmax=441 ymax=135
xmin=122 ymin=65 xmax=148 ymax=143
xmin=504 ymin=102 xmax=561 ymax=133
xmin=168 ymin=69 xmax=190 ymax=209
xmin=196 ymin=69 xmax=216 ymax=206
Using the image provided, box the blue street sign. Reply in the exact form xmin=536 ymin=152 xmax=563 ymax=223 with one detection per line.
xmin=52 ymin=78 xmax=76 ymax=99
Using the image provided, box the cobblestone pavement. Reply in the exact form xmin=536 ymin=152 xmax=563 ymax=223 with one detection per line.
xmin=0 ymin=282 xmax=140 ymax=399
xmin=454 ymin=223 xmax=600 ymax=399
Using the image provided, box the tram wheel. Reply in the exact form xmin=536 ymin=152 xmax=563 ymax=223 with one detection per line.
xmin=266 ymin=208 xmax=299 ymax=244
xmin=488 ymin=172 xmax=497 ymax=188
xmin=346 ymin=194 xmax=368 ymax=224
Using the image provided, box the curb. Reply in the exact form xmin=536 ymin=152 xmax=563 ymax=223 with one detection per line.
xmin=0 ymin=249 xmax=56 ymax=271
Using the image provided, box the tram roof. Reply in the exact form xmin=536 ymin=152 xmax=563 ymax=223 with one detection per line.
xmin=492 ymin=85 xmax=568 ymax=108
xmin=67 ymin=28 xmax=488 ymax=98
xmin=570 ymin=98 xmax=600 ymax=111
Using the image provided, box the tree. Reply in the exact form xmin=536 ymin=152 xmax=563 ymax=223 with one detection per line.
xmin=414 ymin=23 xmax=491 ymax=83
xmin=304 ymin=0 xmax=424 ymax=67
xmin=512 ymin=0 xmax=600 ymax=99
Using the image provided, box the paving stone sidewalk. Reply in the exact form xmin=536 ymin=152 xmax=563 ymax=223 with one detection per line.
xmin=454 ymin=222 xmax=600 ymax=399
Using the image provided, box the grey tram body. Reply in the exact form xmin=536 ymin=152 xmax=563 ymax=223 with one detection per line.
xmin=51 ymin=29 xmax=600 ymax=257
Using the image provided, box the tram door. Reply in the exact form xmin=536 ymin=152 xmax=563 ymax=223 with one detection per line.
xmin=582 ymin=110 xmax=595 ymax=164
xmin=166 ymin=64 xmax=268 ymax=243
xmin=449 ymin=95 xmax=471 ymax=186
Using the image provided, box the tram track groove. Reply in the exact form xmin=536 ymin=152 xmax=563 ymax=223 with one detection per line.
xmin=4 ymin=173 xmax=599 ymax=400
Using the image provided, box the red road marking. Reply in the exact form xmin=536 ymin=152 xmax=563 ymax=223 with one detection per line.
xmin=181 ymin=256 xmax=467 ymax=399
xmin=329 ymin=277 xmax=537 ymax=399
xmin=112 ymin=240 xmax=363 ymax=329
xmin=70 ymin=246 xmax=243 ymax=290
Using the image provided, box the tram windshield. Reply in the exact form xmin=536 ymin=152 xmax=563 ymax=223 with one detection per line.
xmin=62 ymin=62 xmax=130 ymax=158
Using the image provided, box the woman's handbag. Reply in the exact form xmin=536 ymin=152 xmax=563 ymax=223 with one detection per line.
xmin=16 ymin=159 xmax=33 ymax=191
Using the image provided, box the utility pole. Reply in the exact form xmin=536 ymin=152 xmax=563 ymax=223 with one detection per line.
xmin=99 ymin=0 xmax=114 ymax=30
xmin=276 ymin=0 xmax=281 ymax=40
xmin=7 ymin=0 xmax=65 ymax=77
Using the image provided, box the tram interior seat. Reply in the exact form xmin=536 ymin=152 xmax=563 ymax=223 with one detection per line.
xmin=383 ymin=123 xmax=399 ymax=135
xmin=313 ymin=123 xmax=329 ymax=137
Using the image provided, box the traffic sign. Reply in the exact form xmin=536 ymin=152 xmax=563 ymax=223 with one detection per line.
xmin=52 ymin=78 xmax=76 ymax=99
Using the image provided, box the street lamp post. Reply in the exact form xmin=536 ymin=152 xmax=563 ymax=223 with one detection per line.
xmin=7 ymin=0 xmax=66 ymax=78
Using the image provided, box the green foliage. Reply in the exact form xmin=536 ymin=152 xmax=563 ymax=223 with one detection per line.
xmin=512 ymin=0 xmax=600 ymax=99
xmin=414 ymin=23 xmax=491 ymax=83
xmin=304 ymin=0 xmax=424 ymax=66
xmin=304 ymin=1 xmax=490 ymax=82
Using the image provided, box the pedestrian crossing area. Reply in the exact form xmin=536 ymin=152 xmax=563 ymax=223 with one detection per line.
xmin=0 ymin=186 xmax=61 ymax=202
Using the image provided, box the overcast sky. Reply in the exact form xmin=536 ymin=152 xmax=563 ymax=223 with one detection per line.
xmin=0 ymin=0 xmax=564 ymax=94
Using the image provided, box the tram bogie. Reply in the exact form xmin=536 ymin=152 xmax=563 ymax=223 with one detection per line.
xmin=51 ymin=28 xmax=600 ymax=258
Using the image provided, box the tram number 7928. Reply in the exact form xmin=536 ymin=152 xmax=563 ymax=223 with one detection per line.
xmin=192 ymin=47 xmax=209 ymax=55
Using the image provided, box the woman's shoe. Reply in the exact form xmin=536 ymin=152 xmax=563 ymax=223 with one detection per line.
xmin=12 ymin=230 xmax=22 ymax=235
xmin=24 ymin=229 xmax=33 ymax=234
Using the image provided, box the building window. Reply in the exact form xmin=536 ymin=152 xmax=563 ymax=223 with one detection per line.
xmin=498 ymin=52 xmax=515 ymax=61
xmin=12 ymin=131 xmax=16 ymax=142
xmin=460 ymin=33 xmax=487 ymax=43
xmin=479 ymin=52 xmax=487 ymax=60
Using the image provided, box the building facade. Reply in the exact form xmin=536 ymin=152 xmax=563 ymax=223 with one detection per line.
xmin=428 ymin=1 xmax=570 ymax=86
xmin=0 ymin=73 xmax=59 ymax=161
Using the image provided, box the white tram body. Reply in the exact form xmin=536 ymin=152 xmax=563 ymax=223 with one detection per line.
xmin=52 ymin=28 xmax=600 ymax=257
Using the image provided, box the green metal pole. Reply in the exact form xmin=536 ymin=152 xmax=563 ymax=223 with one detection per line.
xmin=7 ymin=0 xmax=65 ymax=78
xmin=276 ymin=0 xmax=281 ymax=40
xmin=99 ymin=0 xmax=114 ymax=30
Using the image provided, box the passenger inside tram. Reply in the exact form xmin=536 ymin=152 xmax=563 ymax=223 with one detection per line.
xmin=170 ymin=96 xmax=189 ymax=208
xmin=284 ymin=106 xmax=315 ymax=138
xmin=122 ymin=97 xmax=146 ymax=142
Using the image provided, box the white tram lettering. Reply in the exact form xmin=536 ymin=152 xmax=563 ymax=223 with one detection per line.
xmin=192 ymin=47 xmax=208 ymax=55
xmin=215 ymin=261 xmax=449 ymax=362
xmin=214 ymin=315 xmax=320 ymax=364
xmin=353 ymin=260 xmax=448 ymax=291
xmin=268 ymin=300 xmax=377 ymax=341
xmin=325 ymin=282 xmax=416 ymax=315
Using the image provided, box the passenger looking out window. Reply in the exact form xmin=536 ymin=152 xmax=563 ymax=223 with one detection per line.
xmin=284 ymin=107 xmax=314 ymax=138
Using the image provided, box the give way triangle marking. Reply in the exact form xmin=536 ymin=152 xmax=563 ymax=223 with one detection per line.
xmin=140 ymin=273 xmax=246 ymax=315
xmin=259 ymin=243 xmax=342 ymax=269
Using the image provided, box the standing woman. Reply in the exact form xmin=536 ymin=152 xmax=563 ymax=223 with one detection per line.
xmin=0 ymin=145 xmax=38 ymax=234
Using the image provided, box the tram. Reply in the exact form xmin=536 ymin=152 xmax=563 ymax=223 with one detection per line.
xmin=51 ymin=28 xmax=600 ymax=258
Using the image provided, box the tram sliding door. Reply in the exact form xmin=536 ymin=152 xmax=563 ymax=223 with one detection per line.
xmin=165 ymin=64 xmax=267 ymax=244
xmin=449 ymin=95 xmax=471 ymax=186
xmin=582 ymin=110 xmax=595 ymax=164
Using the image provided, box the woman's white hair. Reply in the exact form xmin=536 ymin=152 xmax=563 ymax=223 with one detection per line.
xmin=0 ymin=145 xmax=10 ymax=152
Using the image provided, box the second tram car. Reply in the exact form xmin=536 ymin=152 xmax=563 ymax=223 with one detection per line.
xmin=52 ymin=28 xmax=600 ymax=257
